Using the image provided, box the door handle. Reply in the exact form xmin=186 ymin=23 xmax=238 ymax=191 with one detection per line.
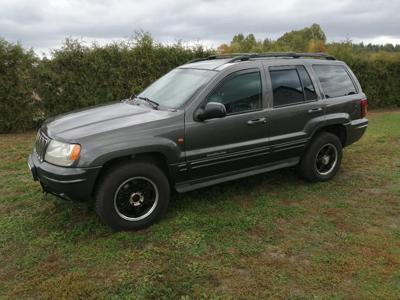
xmin=308 ymin=107 xmax=323 ymax=114
xmin=247 ymin=117 xmax=267 ymax=125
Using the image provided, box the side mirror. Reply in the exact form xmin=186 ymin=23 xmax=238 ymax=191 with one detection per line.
xmin=196 ymin=102 xmax=226 ymax=121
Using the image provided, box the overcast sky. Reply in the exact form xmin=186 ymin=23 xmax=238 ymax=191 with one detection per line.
xmin=1 ymin=0 xmax=399 ymax=55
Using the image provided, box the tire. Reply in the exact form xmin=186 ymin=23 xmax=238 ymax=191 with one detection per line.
xmin=298 ymin=132 xmax=343 ymax=182
xmin=95 ymin=161 xmax=170 ymax=231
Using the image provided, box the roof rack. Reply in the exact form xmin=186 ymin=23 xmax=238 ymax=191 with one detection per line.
xmin=186 ymin=53 xmax=244 ymax=64
xmin=186 ymin=52 xmax=336 ymax=64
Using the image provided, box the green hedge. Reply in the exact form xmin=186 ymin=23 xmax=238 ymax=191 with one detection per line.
xmin=346 ymin=57 xmax=400 ymax=108
xmin=0 ymin=36 xmax=213 ymax=133
xmin=0 ymin=36 xmax=399 ymax=133
xmin=34 ymin=37 xmax=213 ymax=118
xmin=0 ymin=40 xmax=39 ymax=132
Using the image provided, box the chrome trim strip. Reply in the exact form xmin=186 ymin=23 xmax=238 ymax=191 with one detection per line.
xmin=191 ymin=145 xmax=270 ymax=165
xmin=273 ymin=144 xmax=305 ymax=152
xmin=41 ymin=175 xmax=87 ymax=184
xmin=356 ymin=124 xmax=368 ymax=129
xmin=188 ymin=138 xmax=307 ymax=170
xmin=191 ymin=149 xmax=271 ymax=170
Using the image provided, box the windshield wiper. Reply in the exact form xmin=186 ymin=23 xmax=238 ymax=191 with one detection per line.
xmin=136 ymin=96 xmax=160 ymax=110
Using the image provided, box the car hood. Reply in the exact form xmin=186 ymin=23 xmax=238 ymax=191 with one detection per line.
xmin=43 ymin=101 xmax=175 ymax=141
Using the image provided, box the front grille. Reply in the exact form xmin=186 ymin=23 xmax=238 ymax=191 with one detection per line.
xmin=35 ymin=131 xmax=49 ymax=162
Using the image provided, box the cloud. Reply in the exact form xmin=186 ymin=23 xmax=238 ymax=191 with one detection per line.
xmin=0 ymin=0 xmax=399 ymax=54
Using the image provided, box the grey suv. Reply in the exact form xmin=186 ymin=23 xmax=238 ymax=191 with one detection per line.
xmin=28 ymin=52 xmax=368 ymax=230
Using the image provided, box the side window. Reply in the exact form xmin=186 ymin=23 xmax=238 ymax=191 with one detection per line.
xmin=270 ymin=69 xmax=304 ymax=107
xmin=313 ymin=64 xmax=357 ymax=98
xmin=298 ymin=66 xmax=317 ymax=101
xmin=207 ymin=71 xmax=262 ymax=114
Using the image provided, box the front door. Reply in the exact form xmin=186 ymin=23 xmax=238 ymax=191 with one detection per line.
xmin=184 ymin=69 xmax=270 ymax=180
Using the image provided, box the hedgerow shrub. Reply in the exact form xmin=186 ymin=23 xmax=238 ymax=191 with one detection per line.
xmin=329 ymin=45 xmax=400 ymax=108
xmin=346 ymin=57 xmax=400 ymax=108
xmin=0 ymin=34 xmax=212 ymax=132
xmin=34 ymin=35 xmax=214 ymax=118
xmin=0 ymin=39 xmax=39 ymax=132
xmin=0 ymin=33 xmax=399 ymax=133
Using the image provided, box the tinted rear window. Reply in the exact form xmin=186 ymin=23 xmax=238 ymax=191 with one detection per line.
xmin=313 ymin=65 xmax=357 ymax=98
xmin=270 ymin=69 xmax=304 ymax=106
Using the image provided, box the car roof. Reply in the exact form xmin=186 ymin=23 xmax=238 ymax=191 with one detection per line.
xmin=179 ymin=52 xmax=344 ymax=71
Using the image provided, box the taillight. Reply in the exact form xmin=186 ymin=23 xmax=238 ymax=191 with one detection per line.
xmin=360 ymin=98 xmax=368 ymax=118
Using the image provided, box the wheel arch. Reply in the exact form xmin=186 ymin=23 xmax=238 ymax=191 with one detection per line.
xmin=312 ymin=124 xmax=347 ymax=147
xmin=91 ymin=151 xmax=172 ymax=199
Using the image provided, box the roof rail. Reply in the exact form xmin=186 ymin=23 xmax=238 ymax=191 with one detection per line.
xmin=186 ymin=53 xmax=245 ymax=64
xmin=186 ymin=52 xmax=336 ymax=64
xmin=227 ymin=52 xmax=337 ymax=62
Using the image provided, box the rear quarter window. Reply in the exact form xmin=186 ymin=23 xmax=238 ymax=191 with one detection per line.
xmin=313 ymin=65 xmax=357 ymax=98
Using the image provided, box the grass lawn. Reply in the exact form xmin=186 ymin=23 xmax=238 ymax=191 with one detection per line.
xmin=0 ymin=110 xmax=399 ymax=299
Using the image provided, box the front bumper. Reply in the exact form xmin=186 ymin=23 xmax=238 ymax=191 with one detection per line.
xmin=345 ymin=118 xmax=368 ymax=146
xmin=28 ymin=153 xmax=101 ymax=201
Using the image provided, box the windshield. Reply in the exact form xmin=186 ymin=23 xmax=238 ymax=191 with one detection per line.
xmin=139 ymin=68 xmax=215 ymax=108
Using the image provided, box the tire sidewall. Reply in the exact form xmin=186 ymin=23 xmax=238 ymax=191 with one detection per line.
xmin=96 ymin=162 xmax=170 ymax=230
xmin=300 ymin=132 xmax=343 ymax=182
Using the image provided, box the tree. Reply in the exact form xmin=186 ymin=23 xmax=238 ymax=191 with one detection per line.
xmin=229 ymin=33 xmax=259 ymax=52
xmin=217 ymin=43 xmax=231 ymax=54
xmin=277 ymin=23 xmax=326 ymax=52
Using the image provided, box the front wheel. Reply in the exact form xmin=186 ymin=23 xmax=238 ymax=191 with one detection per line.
xmin=95 ymin=161 xmax=170 ymax=231
xmin=298 ymin=132 xmax=343 ymax=182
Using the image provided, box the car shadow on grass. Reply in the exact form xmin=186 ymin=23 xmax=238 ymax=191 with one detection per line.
xmin=46 ymin=166 xmax=307 ymax=234
xmin=166 ymin=166 xmax=310 ymax=221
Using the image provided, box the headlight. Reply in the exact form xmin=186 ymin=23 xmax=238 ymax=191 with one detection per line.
xmin=44 ymin=140 xmax=81 ymax=166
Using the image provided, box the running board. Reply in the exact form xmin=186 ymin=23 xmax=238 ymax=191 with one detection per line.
xmin=175 ymin=157 xmax=299 ymax=193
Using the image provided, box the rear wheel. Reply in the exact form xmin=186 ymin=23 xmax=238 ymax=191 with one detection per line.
xmin=95 ymin=161 xmax=170 ymax=230
xmin=298 ymin=132 xmax=342 ymax=182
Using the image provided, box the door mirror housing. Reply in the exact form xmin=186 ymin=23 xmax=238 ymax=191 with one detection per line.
xmin=196 ymin=102 xmax=227 ymax=121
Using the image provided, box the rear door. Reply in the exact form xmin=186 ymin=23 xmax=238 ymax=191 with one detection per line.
xmin=312 ymin=63 xmax=364 ymax=120
xmin=266 ymin=65 xmax=326 ymax=161
xmin=184 ymin=67 xmax=270 ymax=180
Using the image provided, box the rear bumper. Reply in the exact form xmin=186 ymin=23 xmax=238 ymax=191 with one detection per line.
xmin=345 ymin=118 xmax=368 ymax=146
xmin=28 ymin=153 xmax=101 ymax=201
